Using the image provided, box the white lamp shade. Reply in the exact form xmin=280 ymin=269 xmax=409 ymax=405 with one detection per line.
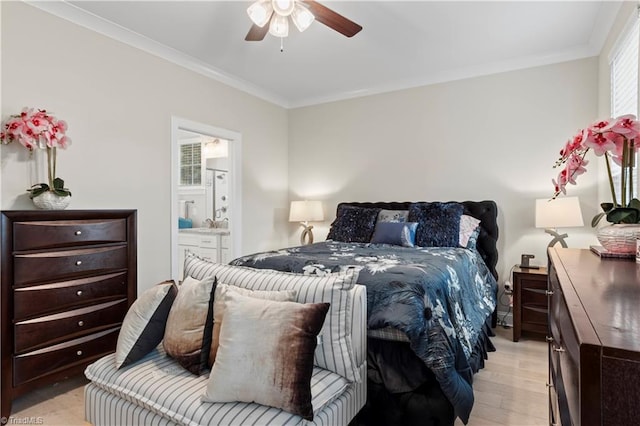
xmin=535 ymin=197 xmax=584 ymax=229
xmin=269 ymin=13 xmax=289 ymax=37
xmin=292 ymin=4 xmax=315 ymax=32
xmin=272 ymin=0 xmax=295 ymax=16
xmin=247 ymin=0 xmax=273 ymax=27
xmin=289 ymin=200 xmax=324 ymax=222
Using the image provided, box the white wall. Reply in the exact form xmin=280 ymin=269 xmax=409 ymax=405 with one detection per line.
xmin=288 ymin=58 xmax=601 ymax=288
xmin=1 ymin=2 xmax=290 ymax=292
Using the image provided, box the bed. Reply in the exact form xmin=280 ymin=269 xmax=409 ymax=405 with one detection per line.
xmin=230 ymin=201 xmax=499 ymax=425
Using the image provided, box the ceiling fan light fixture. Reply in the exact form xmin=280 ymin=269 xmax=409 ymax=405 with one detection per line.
xmin=247 ymin=0 xmax=273 ymax=27
xmin=269 ymin=13 xmax=289 ymax=37
xmin=272 ymin=0 xmax=295 ymax=17
xmin=291 ymin=4 xmax=314 ymax=32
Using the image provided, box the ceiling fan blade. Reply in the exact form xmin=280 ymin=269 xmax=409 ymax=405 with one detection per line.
xmin=301 ymin=0 xmax=362 ymax=38
xmin=245 ymin=12 xmax=273 ymax=41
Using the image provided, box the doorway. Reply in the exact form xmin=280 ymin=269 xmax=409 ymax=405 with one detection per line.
xmin=170 ymin=117 xmax=242 ymax=281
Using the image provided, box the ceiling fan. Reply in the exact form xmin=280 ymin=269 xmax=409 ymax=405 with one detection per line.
xmin=245 ymin=0 xmax=362 ymax=41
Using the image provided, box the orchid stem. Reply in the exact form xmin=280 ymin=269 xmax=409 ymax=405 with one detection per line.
xmin=605 ymin=153 xmax=618 ymax=207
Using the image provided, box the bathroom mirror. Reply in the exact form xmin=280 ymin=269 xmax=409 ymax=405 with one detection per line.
xmin=170 ymin=117 xmax=242 ymax=282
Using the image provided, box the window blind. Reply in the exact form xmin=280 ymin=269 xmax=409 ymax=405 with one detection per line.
xmin=180 ymin=143 xmax=202 ymax=186
xmin=609 ymin=16 xmax=639 ymax=203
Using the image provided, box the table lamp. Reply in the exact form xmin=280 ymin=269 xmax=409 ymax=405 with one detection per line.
xmin=289 ymin=200 xmax=324 ymax=245
xmin=535 ymin=196 xmax=584 ymax=248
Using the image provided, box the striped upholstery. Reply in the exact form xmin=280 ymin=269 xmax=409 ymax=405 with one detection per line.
xmin=184 ymin=255 xmax=361 ymax=382
xmin=84 ymin=363 xmax=367 ymax=426
xmin=85 ymin=285 xmax=368 ymax=426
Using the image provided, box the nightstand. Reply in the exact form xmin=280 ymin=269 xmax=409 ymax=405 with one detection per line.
xmin=512 ymin=266 xmax=548 ymax=342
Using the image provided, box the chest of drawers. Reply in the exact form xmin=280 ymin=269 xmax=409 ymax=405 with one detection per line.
xmin=0 ymin=210 xmax=136 ymax=419
xmin=548 ymin=247 xmax=640 ymax=426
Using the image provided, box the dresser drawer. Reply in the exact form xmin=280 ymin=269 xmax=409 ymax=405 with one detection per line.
xmin=14 ymin=246 xmax=128 ymax=285
xmin=520 ymin=276 xmax=547 ymax=290
xmin=14 ymin=272 xmax=128 ymax=320
xmin=13 ymin=328 xmax=119 ymax=387
xmin=555 ymin=291 xmax=581 ymax=425
xmin=522 ymin=305 xmax=548 ymax=325
xmin=522 ymin=287 xmax=548 ymax=305
xmin=14 ymin=299 xmax=127 ymax=353
xmin=14 ymin=219 xmax=126 ymax=251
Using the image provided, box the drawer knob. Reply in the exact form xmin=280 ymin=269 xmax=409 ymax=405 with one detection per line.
xmin=76 ymin=290 xmax=83 ymax=296
xmin=76 ymin=350 xmax=83 ymax=356
xmin=78 ymin=321 xmax=84 ymax=327
xmin=75 ymin=230 xmax=82 ymax=236
xmin=545 ymin=290 xmax=554 ymax=296
xmin=76 ymin=260 xmax=82 ymax=266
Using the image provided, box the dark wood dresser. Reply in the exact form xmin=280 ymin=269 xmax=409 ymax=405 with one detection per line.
xmin=548 ymin=247 xmax=640 ymax=426
xmin=0 ymin=210 xmax=137 ymax=419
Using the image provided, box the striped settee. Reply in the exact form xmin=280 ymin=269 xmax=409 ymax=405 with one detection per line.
xmin=84 ymin=256 xmax=367 ymax=425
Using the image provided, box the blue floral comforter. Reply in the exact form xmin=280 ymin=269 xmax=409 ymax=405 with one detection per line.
xmin=230 ymin=241 xmax=497 ymax=423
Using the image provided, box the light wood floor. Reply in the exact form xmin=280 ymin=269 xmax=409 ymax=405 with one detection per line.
xmin=8 ymin=327 xmax=547 ymax=426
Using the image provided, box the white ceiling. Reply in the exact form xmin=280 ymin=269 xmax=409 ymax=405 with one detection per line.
xmin=32 ymin=1 xmax=623 ymax=108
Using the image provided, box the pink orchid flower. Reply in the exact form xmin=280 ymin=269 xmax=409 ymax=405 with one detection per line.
xmin=566 ymin=152 xmax=588 ymax=181
xmin=603 ymin=114 xmax=640 ymax=140
xmin=552 ymin=115 xmax=640 ymax=207
xmin=584 ymin=130 xmax=616 ymax=156
xmin=559 ymin=130 xmax=587 ymax=159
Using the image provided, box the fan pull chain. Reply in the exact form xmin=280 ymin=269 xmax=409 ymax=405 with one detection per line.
xmin=280 ymin=37 xmax=284 ymax=52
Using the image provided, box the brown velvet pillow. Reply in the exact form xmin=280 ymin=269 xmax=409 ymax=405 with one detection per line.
xmin=209 ymin=284 xmax=297 ymax=367
xmin=163 ymin=275 xmax=217 ymax=374
xmin=203 ymin=292 xmax=330 ymax=421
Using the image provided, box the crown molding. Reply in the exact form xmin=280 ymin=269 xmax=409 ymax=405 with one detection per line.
xmin=25 ymin=0 xmax=291 ymax=108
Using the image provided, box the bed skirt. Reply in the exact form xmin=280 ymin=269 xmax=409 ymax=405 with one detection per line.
xmin=352 ymin=321 xmax=495 ymax=426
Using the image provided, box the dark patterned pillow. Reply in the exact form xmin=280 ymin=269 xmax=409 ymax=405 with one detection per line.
xmin=408 ymin=202 xmax=464 ymax=247
xmin=327 ymin=205 xmax=380 ymax=243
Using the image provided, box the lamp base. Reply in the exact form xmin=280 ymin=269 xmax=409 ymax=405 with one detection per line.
xmin=545 ymin=228 xmax=568 ymax=248
xmin=300 ymin=224 xmax=314 ymax=245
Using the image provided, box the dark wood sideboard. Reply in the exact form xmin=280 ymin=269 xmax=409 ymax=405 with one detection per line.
xmin=0 ymin=210 xmax=137 ymax=419
xmin=548 ymin=247 xmax=640 ymax=426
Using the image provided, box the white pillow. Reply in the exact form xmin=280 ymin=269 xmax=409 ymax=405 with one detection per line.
xmin=115 ymin=280 xmax=177 ymax=369
xmin=184 ymin=255 xmax=362 ymax=382
xmin=203 ymin=292 xmax=329 ymax=421
xmin=209 ymin=284 xmax=297 ymax=367
xmin=459 ymin=214 xmax=481 ymax=248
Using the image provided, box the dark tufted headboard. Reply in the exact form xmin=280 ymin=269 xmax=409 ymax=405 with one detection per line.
xmin=333 ymin=201 xmax=499 ymax=281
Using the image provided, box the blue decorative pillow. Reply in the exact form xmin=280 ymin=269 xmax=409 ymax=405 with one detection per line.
xmin=370 ymin=222 xmax=418 ymax=247
xmin=327 ymin=205 xmax=380 ymax=243
xmin=408 ymin=202 xmax=464 ymax=247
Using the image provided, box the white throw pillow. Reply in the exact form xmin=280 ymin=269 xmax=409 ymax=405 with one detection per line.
xmin=203 ymin=292 xmax=329 ymax=421
xmin=459 ymin=214 xmax=481 ymax=248
xmin=184 ymin=255 xmax=362 ymax=382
